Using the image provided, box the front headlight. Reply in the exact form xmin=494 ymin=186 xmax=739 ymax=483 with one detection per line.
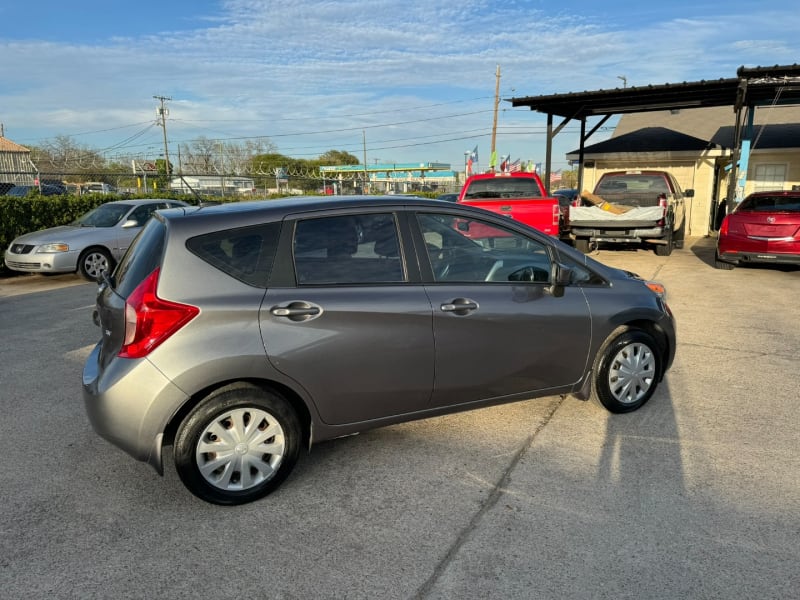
xmin=36 ymin=243 xmax=70 ymax=254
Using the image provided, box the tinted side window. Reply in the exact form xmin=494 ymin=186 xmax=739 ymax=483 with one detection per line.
xmin=187 ymin=222 xmax=281 ymax=288
xmin=294 ymin=214 xmax=404 ymax=285
xmin=114 ymin=218 xmax=166 ymax=298
xmin=417 ymin=213 xmax=551 ymax=283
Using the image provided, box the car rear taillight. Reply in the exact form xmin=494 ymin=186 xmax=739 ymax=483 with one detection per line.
xmin=656 ymin=194 xmax=668 ymax=225
xmin=719 ymin=215 xmax=730 ymax=235
xmin=553 ymin=204 xmax=560 ymax=227
xmin=119 ymin=267 xmax=199 ymax=359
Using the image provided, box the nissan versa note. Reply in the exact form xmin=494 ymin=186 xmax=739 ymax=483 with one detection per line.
xmin=83 ymin=196 xmax=676 ymax=505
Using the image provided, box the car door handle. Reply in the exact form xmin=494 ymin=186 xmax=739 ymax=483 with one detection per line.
xmin=270 ymin=302 xmax=322 ymax=321
xmin=441 ymin=298 xmax=479 ymax=314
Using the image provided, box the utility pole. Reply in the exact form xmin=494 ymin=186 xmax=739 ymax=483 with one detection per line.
xmin=490 ymin=65 xmax=501 ymax=170
xmin=362 ymin=130 xmax=368 ymax=193
xmin=154 ymin=95 xmax=172 ymax=178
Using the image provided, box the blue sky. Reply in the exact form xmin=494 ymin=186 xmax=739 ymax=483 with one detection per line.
xmin=1 ymin=0 xmax=798 ymax=171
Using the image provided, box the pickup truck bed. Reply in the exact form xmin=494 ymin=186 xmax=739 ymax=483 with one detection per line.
xmin=569 ymin=205 xmax=666 ymax=228
xmin=569 ymin=171 xmax=692 ymax=255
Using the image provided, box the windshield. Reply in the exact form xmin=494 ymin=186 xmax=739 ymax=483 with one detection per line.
xmin=73 ymin=204 xmax=132 ymax=227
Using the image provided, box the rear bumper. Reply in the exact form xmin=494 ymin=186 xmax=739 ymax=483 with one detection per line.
xmin=717 ymin=250 xmax=800 ymax=266
xmin=570 ymin=225 xmax=667 ymax=242
xmin=82 ymin=342 xmax=189 ymax=474
xmin=718 ymin=236 xmax=800 ymax=265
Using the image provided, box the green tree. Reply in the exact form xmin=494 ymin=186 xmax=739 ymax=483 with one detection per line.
xmin=318 ymin=150 xmax=360 ymax=165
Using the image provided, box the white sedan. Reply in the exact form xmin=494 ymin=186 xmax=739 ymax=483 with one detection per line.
xmin=5 ymin=199 xmax=188 ymax=280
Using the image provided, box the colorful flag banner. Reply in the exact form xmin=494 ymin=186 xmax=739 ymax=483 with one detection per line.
xmin=466 ymin=145 xmax=478 ymax=176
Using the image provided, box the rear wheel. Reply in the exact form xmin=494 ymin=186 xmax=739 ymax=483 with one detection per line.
xmin=674 ymin=219 xmax=686 ymax=250
xmin=714 ymin=251 xmax=736 ymax=270
xmin=78 ymin=247 xmax=114 ymax=281
xmin=174 ymin=384 xmax=301 ymax=505
xmin=654 ymin=229 xmax=673 ymax=256
xmin=592 ymin=330 xmax=662 ymax=413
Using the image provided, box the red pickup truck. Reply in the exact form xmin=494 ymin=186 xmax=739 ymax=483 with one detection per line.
xmin=457 ymin=172 xmax=562 ymax=237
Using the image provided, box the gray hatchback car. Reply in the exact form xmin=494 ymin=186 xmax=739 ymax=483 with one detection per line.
xmin=83 ymin=196 xmax=676 ymax=505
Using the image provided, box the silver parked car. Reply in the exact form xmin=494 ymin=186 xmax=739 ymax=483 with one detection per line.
xmin=5 ymin=199 xmax=189 ymax=280
xmin=83 ymin=196 xmax=676 ymax=505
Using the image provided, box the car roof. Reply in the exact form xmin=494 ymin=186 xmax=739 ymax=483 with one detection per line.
xmin=746 ymin=190 xmax=800 ymax=198
xmin=466 ymin=172 xmax=537 ymax=180
xmin=160 ymin=195 xmax=501 ymax=231
xmin=101 ymin=199 xmax=189 ymax=206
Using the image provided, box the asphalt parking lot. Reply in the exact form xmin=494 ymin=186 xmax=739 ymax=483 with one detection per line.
xmin=1 ymin=236 xmax=798 ymax=599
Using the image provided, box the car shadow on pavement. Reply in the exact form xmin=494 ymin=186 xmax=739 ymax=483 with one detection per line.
xmin=689 ymin=235 xmax=718 ymax=268
xmin=597 ymin=381 xmax=684 ymax=495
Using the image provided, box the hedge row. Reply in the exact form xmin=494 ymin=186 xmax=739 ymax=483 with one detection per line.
xmin=1 ymin=189 xmax=445 ymax=267
xmin=0 ymin=192 xmax=195 ymax=264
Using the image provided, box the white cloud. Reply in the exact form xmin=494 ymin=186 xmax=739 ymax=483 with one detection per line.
xmin=1 ymin=1 xmax=798 ymax=168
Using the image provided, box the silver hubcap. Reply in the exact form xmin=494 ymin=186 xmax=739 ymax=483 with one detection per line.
xmin=608 ymin=342 xmax=656 ymax=405
xmin=83 ymin=252 xmax=109 ymax=278
xmin=195 ymin=407 xmax=286 ymax=491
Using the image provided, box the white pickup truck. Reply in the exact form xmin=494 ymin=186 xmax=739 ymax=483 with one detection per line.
xmin=569 ymin=170 xmax=693 ymax=256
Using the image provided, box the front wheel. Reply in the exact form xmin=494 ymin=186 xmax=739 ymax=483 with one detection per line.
xmin=174 ymin=384 xmax=301 ymax=505
xmin=78 ymin=247 xmax=114 ymax=281
xmin=592 ymin=330 xmax=662 ymax=413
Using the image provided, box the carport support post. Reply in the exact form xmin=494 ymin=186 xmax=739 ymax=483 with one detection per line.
xmin=545 ymin=113 xmax=553 ymax=194
xmin=577 ymin=117 xmax=586 ymax=195
xmin=735 ymin=107 xmax=755 ymax=202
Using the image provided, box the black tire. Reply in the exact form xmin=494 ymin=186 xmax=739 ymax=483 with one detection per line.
xmin=592 ymin=329 xmax=662 ymax=413
xmin=714 ymin=251 xmax=736 ymax=270
xmin=174 ymin=384 xmax=301 ymax=505
xmin=575 ymin=238 xmax=591 ymax=254
xmin=78 ymin=247 xmax=114 ymax=281
xmin=654 ymin=229 xmax=673 ymax=256
xmin=674 ymin=218 xmax=686 ymax=250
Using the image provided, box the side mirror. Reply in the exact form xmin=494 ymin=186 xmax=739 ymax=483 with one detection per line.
xmin=548 ymin=263 xmax=572 ymax=297
xmin=552 ymin=263 xmax=572 ymax=286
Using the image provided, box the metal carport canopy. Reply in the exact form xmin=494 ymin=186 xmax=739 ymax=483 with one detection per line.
xmin=508 ymin=64 xmax=800 ymax=196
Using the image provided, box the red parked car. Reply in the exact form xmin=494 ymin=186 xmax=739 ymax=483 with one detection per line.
xmin=715 ymin=190 xmax=800 ymax=269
